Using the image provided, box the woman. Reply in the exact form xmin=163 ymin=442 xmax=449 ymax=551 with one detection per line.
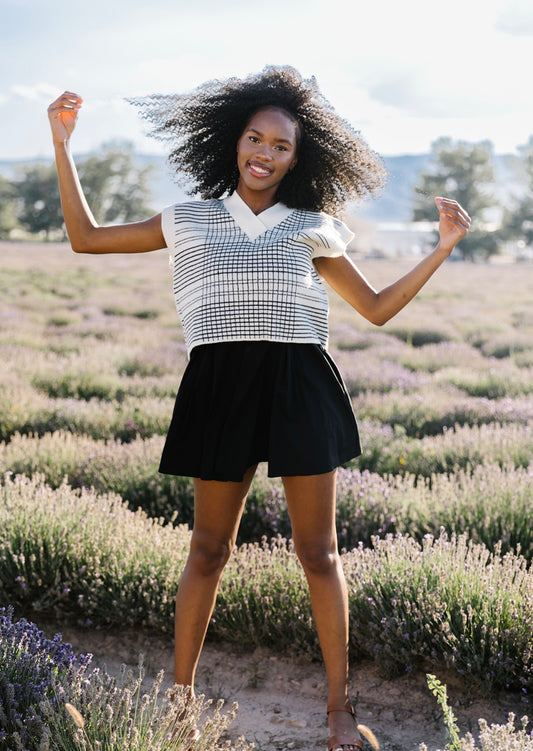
xmin=48 ymin=66 xmax=470 ymax=751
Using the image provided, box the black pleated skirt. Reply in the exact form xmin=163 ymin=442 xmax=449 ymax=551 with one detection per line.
xmin=159 ymin=341 xmax=361 ymax=482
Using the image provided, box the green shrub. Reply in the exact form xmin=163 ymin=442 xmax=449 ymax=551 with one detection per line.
xmin=354 ymin=388 xmax=533 ymax=437
xmin=0 ymin=474 xmax=187 ymax=630
xmin=387 ymin=325 xmax=456 ymax=347
xmin=356 ymin=421 xmax=533 ymax=477
xmin=420 ymin=674 xmax=532 ymax=750
xmin=435 ymin=365 xmax=533 ymax=399
xmin=346 ymin=533 xmax=533 ymax=693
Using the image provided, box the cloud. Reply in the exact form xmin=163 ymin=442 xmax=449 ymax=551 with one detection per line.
xmin=10 ymin=83 xmax=59 ymax=102
xmin=496 ymin=0 xmax=533 ymax=35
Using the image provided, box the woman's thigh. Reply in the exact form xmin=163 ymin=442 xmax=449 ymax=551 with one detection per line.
xmin=282 ymin=470 xmax=338 ymax=553
xmin=191 ymin=464 xmax=257 ymax=547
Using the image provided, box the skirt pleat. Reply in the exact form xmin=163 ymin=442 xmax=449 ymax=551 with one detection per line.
xmin=159 ymin=341 xmax=360 ymax=481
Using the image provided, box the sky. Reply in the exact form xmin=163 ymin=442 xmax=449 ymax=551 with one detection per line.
xmin=2 ymin=0 xmax=533 ymax=161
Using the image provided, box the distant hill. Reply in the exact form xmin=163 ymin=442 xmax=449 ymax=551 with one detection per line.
xmin=0 ymin=152 xmax=523 ymax=224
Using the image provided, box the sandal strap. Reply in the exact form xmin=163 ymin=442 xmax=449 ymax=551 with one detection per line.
xmin=327 ymin=702 xmax=356 ymax=717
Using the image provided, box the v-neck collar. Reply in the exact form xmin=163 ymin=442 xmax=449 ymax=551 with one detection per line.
xmin=222 ymin=192 xmax=293 ymax=241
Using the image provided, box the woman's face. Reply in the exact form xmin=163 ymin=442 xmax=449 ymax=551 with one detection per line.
xmin=236 ymin=107 xmax=299 ymax=210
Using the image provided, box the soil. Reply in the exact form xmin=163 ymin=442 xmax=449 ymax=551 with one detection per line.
xmin=40 ymin=622 xmax=529 ymax=751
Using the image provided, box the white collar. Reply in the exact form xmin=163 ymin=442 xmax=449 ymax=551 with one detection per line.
xmin=222 ymin=192 xmax=293 ymax=241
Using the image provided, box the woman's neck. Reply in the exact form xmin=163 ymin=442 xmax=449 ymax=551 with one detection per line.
xmin=236 ymin=186 xmax=277 ymax=215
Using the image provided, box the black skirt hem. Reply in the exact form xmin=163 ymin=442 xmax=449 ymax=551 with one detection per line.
xmin=158 ymin=449 xmax=361 ymax=483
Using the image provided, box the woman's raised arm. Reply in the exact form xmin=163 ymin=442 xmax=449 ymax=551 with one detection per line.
xmin=314 ymin=197 xmax=471 ymax=326
xmin=48 ymin=91 xmax=166 ymax=254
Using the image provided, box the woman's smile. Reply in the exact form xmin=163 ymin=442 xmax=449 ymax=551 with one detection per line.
xmin=247 ymin=160 xmax=274 ymax=178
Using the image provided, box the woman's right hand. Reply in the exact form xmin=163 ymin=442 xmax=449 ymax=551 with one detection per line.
xmin=48 ymin=91 xmax=82 ymax=145
xmin=47 ymin=90 xmax=165 ymax=254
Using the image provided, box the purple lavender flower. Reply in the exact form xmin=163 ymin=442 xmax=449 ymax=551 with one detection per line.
xmin=0 ymin=606 xmax=92 ymax=748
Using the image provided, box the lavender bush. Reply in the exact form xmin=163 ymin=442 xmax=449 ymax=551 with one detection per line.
xmin=0 ymin=431 xmax=195 ymax=526
xmin=0 ymin=474 xmax=189 ymax=630
xmin=354 ymin=388 xmax=533 ymax=437
xmin=0 ymin=387 xmax=172 ymax=443
xmin=434 ymin=364 xmax=533 ymax=399
xmin=0 ymin=606 xmax=91 ymax=749
xmin=356 ymin=421 xmax=533 ymax=477
xmin=398 ymin=341 xmax=485 ymax=373
xmin=0 ymin=606 xmax=251 ymax=751
xmin=345 ymin=533 xmax=533 ymax=693
xmin=217 ymin=533 xmax=533 ymax=693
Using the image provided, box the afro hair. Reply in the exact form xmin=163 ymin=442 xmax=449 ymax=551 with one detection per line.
xmin=130 ymin=65 xmax=387 ymax=215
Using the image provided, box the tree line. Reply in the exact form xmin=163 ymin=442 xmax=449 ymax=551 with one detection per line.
xmin=0 ymin=141 xmax=154 ymax=242
xmin=1 ymin=136 xmax=532 ymax=260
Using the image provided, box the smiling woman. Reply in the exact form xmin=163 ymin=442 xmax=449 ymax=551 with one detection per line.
xmin=47 ymin=64 xmax=470 ymax=751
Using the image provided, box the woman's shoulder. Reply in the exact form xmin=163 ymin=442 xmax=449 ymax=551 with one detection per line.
xmin=162 ymin=197 xmax=224 ymax=218
xmin=160 ymin=198 xmax=226 ymax=247
xmin=293 ymin=207 xmax=353 ymax=242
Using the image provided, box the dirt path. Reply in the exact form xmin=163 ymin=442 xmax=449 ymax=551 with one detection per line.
xmin=44 ymin=624 xmax=528 ymax=751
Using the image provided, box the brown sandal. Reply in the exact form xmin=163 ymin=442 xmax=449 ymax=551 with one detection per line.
xmin=326 ymin=701 xmax=379 ymax=751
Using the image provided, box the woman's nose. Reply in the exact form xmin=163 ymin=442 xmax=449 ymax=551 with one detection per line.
xmin=256 ymin=146 xmax=272 ymax=161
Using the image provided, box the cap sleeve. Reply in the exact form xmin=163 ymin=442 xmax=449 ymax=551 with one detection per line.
xmin=161 ymin=204 xmax=176 ymax=251
xmin=300 ymin=214 xmax=354 ymax=260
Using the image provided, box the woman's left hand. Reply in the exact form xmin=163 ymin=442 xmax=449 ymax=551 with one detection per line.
xmin=435 ymin=197 xmax=471 ymax=256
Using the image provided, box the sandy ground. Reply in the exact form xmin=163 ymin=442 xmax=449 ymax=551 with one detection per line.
xmin=41 ymin=623 xmax=529 ymax=751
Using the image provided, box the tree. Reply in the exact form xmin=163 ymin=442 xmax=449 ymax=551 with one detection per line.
xmin=413 ymin=138 xmax=499 ymax=260
xmin=77 ymin=141 xmax=154 ymax=225
xmin=500 ymin=136 xmax=533 ymax=250
xmin=15 ymin=162 xmax=65 ymax=239
xmin=0 ymin=173 xmax=18 ymax=239
xmin=15 ymin=141 xmax=154 ymax=239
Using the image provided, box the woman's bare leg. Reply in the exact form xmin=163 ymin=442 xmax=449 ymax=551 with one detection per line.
xmin=282 ymin=470 xmax=360 ymax=751
xmin=174 ymin=465 xmax=256 ymax=691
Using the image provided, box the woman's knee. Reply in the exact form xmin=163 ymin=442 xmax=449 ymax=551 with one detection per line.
xmin=188 ymin=531 xmax=233 ymax=577
xmin=294 ymin=540 xmax=339 ymax=575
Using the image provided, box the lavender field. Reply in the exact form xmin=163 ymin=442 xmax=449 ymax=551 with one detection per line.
xmin=1 ymin=241 xmax=533 ymax=747
xmin=2 ymin=242 xmax=532 ymax=548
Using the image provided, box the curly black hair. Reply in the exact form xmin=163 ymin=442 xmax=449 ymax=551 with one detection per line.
xmin=130 ymin=65 xmax=387 ymax=215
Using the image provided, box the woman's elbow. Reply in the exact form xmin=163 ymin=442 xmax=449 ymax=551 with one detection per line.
xmin=68 ymin=232 xmax=103 ymax=254
xmin=370 ymin=312 xmax=391 ymax=327
xmin=360 ymin=308 xmax=390 ymax=327
xmin=364 ymin=298 xmax=396 ymax=326
xmin=70 ymin=241 xmax=86 ymax=254
xmin=70 ymin=240 xmax=94 ymax=254
xmin=66 ymin=221 xmax=104 ymax=254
